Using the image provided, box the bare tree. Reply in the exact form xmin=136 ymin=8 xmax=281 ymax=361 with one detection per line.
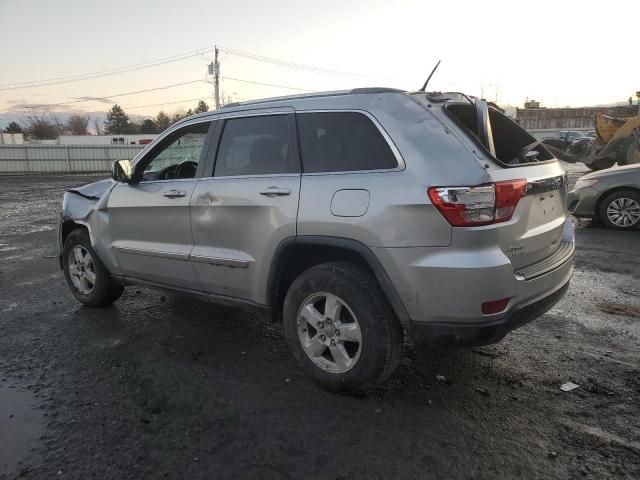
xmin=52 ymin=115 xmax=68 ymax=136
xmin=93 ymin=118 xmax=103 ymax=135
xmin=24 ymin=107 xmax=58 ymax=140
xmin=66 ymin=113 xmax=90 ymax=135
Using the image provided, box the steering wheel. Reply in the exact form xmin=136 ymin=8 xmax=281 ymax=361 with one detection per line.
xmin=474 ymin=99 xmax=496 ymax=157
xmin=175 ymin=160 xmax=198 ymax=179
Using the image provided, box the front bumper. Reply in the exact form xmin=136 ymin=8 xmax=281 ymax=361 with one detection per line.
xmin=567 ymin=186 xmax=600 ymax=218
xmin=410 ymin=280 xmax=570 ymax=346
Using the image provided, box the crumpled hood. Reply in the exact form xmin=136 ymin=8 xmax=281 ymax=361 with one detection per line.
xmin=67 ymin=178 xmax=115 ymax=200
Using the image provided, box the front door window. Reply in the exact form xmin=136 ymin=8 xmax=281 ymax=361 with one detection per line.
xmin=141 ymin=122 xmax=210 ymax=181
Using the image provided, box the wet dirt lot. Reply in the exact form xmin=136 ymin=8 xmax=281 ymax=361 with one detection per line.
xmin=1 ymin=174 xmax=639 ymax=480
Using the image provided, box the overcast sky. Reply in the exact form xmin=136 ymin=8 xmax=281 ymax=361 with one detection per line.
xmin=1 ymin=0 xmax=638 ymax=119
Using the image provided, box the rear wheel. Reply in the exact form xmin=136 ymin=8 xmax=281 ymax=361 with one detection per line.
xmin=283 ymin=262 xmax=402 ymax=394
xmin=599 ymin=190 xmax=640 ymax=230
xmin=63 ymin=229 xmax=123 ymax=306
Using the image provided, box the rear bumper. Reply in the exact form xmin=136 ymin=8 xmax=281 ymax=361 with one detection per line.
xmin=410 ymin=280 xmax=570 ymax=346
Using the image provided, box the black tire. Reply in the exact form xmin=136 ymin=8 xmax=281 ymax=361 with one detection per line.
xmin=590 ymin=156 xmax=616 ymax=171
xmin=615 ymin=137 xmax=640 ymax=166
xmin=585 ymin=162 xmax=602 ymax=171
xmin=598 ymin=190 xmax=640 ymax=230
xmin=62 ymin=228 xmax=123 ymax=307
xmin=283 ymin=262 xmax=403 ymax=394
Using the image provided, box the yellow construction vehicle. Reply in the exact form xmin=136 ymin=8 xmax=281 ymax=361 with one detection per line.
xmin=543 ymin=112 xmax=640 ymax=170
xmin=589 ymin=114 xmax=640 ymax=169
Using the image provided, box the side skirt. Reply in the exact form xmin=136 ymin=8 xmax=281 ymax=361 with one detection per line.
xmin=113 ymin=275 xmax=273 ymax=319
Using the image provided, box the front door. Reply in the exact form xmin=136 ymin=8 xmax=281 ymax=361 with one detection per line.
xmin=190 ymin=111 xmax=300 ymax=303
xmin=107 ymin=120 xmax=215 ymax=289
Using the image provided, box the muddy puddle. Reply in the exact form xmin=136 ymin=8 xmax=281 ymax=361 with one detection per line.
xmin=0 ymin=383 xmax=44 ymax=476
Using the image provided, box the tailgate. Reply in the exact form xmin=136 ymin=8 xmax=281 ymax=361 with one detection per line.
xmin=493 ymin=172 xmax=571 ymax=271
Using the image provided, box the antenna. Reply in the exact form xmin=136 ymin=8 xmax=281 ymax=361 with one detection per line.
xmin=419 ymin=60 xmax=441 ymax=92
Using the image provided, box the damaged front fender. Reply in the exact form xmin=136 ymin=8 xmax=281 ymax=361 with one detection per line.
xmin=59 ymin=178 xmax=120 ymax=273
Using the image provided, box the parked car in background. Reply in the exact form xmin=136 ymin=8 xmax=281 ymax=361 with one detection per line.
xmin=543 ymin=130 xmax=589 ymax=150
xmin=568 ymin=163 xmax=640 ymax=229
xmin=58 ymin=88 xmax=574 ymax=393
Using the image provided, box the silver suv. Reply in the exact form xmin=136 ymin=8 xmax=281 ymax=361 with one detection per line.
xmin=59 ymin=89 xmax=574 ymax=393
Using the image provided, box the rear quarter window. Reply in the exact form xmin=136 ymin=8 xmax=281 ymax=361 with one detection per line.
xmin=297 ymin=111 xmax=397 ymax=173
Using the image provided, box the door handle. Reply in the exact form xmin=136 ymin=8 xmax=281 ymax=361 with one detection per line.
xmin=259 ymin=187 xmax=291 ymax=197
xmin=163 ymin=189 xmax=187 ymax=198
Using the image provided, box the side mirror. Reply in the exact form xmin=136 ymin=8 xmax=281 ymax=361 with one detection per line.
xmin=111 ymin=159 xmax=133 ymax=182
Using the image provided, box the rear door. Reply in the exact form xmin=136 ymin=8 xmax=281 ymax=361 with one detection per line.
xmin=107 ymin=120 xmax=215 ymax=289
xmin=189 ymin=109 xmax=300 ymax=303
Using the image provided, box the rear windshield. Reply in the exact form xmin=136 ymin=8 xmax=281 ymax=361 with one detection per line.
xmin=445 ymin=103 xmax=554 ymax=166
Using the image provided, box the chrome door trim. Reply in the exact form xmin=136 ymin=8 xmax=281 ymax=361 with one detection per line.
xmin=189 ymin=254 xmax=250 ymax=269
xmin=114 ymin=246 xmax=189 ymax=261
xmin=115 ymin=246 xmax=250 ymax=268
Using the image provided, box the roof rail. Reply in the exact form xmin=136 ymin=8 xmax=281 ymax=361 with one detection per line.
xmin=219 ymin=88 xmax=406 ymax=109
xmin=348 ymin=87 xmax=405 ymax=95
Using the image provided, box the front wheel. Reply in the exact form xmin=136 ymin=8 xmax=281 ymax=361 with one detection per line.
xmin=599 ymin=190 xmax=640 ymax=230
xmin=283 ymin=262 xmax=403 ymax=394
xmin=62 ymin=229 xmax=123 ymax=306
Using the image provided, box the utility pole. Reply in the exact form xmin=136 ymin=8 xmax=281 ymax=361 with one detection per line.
xmin=214 ymin=46 xmax=220 ymax=110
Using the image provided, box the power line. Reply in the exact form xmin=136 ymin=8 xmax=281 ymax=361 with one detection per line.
xmin=0 ymin=46 xmax=216 ymax=92
xmin=1 ymin=75 xmax=312 ymax=113
xmin=218 ymin=45 xmax=406 ymax=82
xmin=124 ymin=96 xmax=213 ymax=111
xmin=219 ymin=76 xmax=314 ymax=92
xmin=1 ymin=42 xmax=406 ymax=96
xmin=0 ymin=80 xmax=206 ymax=112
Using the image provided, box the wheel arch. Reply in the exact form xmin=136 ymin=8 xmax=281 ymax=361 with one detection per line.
xmin=266 ymin=236 xmax=411 ymax=328
xmin=58 ymin=219 xmax=92 ymax=269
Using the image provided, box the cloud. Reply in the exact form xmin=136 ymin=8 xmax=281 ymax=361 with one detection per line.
xmin=5 ymin=99 xmax=29 ymax=105
xmin=71 ymin=96 xmax=115 ymax=105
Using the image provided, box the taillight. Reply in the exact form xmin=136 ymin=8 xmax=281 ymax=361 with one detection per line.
xmin=428 ymin=180 xmax=527 ymax=227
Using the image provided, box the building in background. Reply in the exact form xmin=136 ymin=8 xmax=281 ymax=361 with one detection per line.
xmin=55 ymin=134 xmax=159 ymax=146
xmin=517 ymin=104 xmax=636 ymax=131
xmin=516 ymin=101 xmax=637 ymax=140
xmin=1 ymin=133 xmax=24 ymax=144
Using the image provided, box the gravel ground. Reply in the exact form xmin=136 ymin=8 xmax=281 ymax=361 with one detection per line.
xmin=1 ymin=173 xmax=639 ymax=480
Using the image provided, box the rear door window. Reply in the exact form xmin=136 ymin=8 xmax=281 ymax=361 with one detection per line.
xmin=214 ymin=115 xmax=291 ymax=176
xmin=297 ymin=112 xmax=397 ymax=173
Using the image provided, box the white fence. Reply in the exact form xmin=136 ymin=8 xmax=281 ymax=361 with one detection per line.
xmin=0 ymin=145 xmax=144 ymax=175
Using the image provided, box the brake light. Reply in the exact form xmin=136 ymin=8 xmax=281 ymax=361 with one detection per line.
xmin=495 ymin=180 xmax=527 ymax=221
xmin=428 ymin=180 xmax=527 ymax=227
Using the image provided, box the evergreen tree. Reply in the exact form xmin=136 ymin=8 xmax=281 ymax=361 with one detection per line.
xmin=140 ymin=118 xmax=158 ymax=134
xmin=3 ymin=121 xmax=23 ymax=134
xmin=194 ymin=100 xmax=209 ymax=114
xmin=155 ymin=111 xmax=171 ymax=132
xmin=104 ymin=105 xmax=130 ymax=134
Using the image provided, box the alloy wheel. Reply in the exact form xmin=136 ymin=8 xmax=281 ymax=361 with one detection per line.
xmin=297 ymin=292 xmax=363 ymax=374
xmin=606 ymin=197 xmax=640 ymax=228
xmin=68 ymin=245 xmax=96 ymax=294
